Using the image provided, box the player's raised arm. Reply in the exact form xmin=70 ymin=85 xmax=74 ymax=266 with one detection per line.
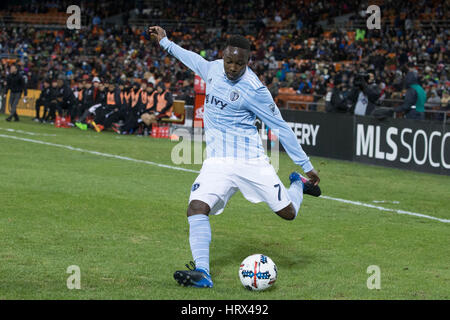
xmin=245 ymin=86 xmax=320 ymax=185
xmin=148 ymin=26 xmax=211 ymax=81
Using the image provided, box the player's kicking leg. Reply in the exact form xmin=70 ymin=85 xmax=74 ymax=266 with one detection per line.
xmin=173 ymin=200 xmax=213 ymax=288
xmin=274 ymin=172 xmax=321 ymax=220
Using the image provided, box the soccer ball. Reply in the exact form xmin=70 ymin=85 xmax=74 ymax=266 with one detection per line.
xmin=239 ymin=254 xmax=277 ymax=291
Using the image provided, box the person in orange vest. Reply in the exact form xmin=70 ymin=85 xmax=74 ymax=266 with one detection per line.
xmin=93 ymin=82 xmax=121 ymax=130
xmin=139 ymin=83 xmax=158 ymax=128
xmin=113 ymin=80 xmax=142 ymax=134
xmin=139 ymin=82 xmax=174 ymax=127
xmin=152 ymin=82 xmax=174 ymax=120
xmin=118 ymin=80 xmax=132 ymax=117
xmin=130 ymin=81 xmax=142 ymax=109
xmin=113 ymin=80 xmax=156 ymax=135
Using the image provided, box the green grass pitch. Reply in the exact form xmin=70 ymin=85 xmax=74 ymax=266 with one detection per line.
xmin=0 ymin=114 xmax=449 ymax=299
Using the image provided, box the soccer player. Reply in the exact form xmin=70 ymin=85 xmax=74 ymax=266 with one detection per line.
xmin=148 ymin=26 xmax=321 ymax=288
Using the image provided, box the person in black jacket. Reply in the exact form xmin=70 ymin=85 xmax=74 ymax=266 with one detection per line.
xmin=347 ymin=72 xmax=381 ymax=116
xmin=325 ymin=78 xmax=349 ymax=113
xmin=34 ymin=79 xmax=52 ymax=122
xmin=5 ymin=64 xmax=27 ymax=122
xmin=55 ymin=78 xmax=77 ymax=123
xmin=44 ymin=79 xmax=60 ymax=123
xmin=77 ymin=79 xmax=94 ymax=120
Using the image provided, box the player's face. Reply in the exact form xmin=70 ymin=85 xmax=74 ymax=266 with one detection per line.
xmin=223 ymin=46 xmax=249 ymax=81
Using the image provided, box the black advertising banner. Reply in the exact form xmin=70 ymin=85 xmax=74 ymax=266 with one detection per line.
xmin=279 ymin=110 xmax=354 ymax=160
xmin=278 ymin=110 xmax=450 ymax=176
xmin=354 ymin=116 xmax=450 ymax=175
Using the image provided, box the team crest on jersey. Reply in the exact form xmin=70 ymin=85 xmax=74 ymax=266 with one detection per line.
xmin=191 ymin=183 xmax=200 ymax=191
xmin=230 ymin=90 xmax=240 ymax=102
xmin=269 ymin=103 xmax=277 ymax=114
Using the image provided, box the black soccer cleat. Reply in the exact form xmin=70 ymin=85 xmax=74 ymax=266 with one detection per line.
xmin=173 ymin=262 xmax=213 ymax=288
xmin=289 ymin=172 xmax=321 ymax=197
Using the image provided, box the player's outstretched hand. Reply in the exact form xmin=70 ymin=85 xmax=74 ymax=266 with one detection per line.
xmin=148 ymin=26 xmax=167 ymax=42
xmin=306 ymin=169 xmax=320 ymax=186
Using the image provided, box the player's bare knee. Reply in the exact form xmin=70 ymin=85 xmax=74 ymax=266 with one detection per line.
xmin=187 ymin=200 xmax=211 ymax=217
xmin=275 ymin=204 xmax=296 ymax=221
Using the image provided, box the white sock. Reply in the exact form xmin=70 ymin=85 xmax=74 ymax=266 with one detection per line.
xmin=287 ymin=181 xmax=304 ymax=218
xmin=188 ymin=214 xmax=211 ymax=274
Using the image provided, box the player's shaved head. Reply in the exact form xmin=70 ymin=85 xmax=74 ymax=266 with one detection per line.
xmin=223 ymin=35 xmax=250 ymax=81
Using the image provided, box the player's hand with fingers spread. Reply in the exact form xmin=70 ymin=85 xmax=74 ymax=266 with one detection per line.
xmin=148 ymin=26 xmax=167 ymax=42
xmin=306 ymin=169 xmax=320 ymax=186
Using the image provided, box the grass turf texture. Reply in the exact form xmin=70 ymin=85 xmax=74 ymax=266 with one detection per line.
xmin=0 ymin=114 xmax=449 ymax=300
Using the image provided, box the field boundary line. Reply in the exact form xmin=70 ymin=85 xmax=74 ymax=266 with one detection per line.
xmin=0 ymin=127 xmax=57 ymax=136
xmin=320 ymin=195 xmax=450 ymax=223
xmin=0 ymin=133 xmax=199 ymax=174
xmin=1 ymin=132 xmax=449 ymax=224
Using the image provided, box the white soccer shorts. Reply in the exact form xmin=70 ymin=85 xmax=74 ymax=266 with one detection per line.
xmin=189 ymin=157 xmax=291 ymax=215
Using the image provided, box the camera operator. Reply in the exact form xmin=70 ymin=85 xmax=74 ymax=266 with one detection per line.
xmin=347 ymin=72 xmax=381 ymax=116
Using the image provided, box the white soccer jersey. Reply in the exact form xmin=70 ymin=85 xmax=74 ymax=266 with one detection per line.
xmin=159 ymin=37 xmax=313 ymax=173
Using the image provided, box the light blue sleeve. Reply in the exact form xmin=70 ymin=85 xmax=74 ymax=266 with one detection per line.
xmin=245 ymin=86 xmax=314 ymax=173
xmin=159 ymin=37 xmax=211 ymax=81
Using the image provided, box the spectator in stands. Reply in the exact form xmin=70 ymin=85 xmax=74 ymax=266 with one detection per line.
xmin=427 ymin=89 xmax=441 ymax=109
xmin=5 ymin=64 xmax=27 ymax=122
xmin=441 ymin=91 xmax=450 ymax=110
xmin=393 ymin=71 xmax=427 ymax=120
xmin=296 ymin=74 xmax=312 ymax=94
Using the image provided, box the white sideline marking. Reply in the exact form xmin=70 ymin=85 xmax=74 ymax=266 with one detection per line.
xmin=372 ymin=200 xmax=400 ymax=204
xmin=0 ymin=127 xmax=57 ymax=136
xmin=1 ymin=133 xmax=449 ymax=224
xmin=0 ymin=133 xmax=199 ymax=174
xmin=321 ymin=195 xmax=450 ymax=224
